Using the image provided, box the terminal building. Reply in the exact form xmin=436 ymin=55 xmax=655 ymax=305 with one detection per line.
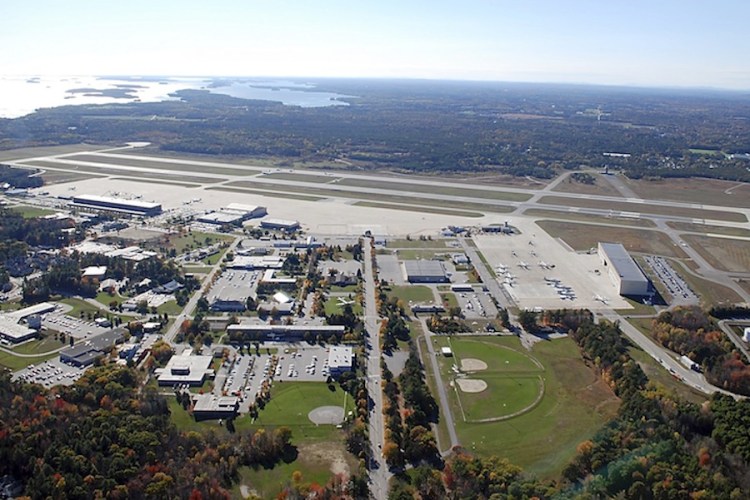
xmin=404 ymin=260 xmax=449 ymax=283
xmin=71 ymin=194 xmax=162 ymax=216
xmin=598 ymin=242 xmax=650 ymax=296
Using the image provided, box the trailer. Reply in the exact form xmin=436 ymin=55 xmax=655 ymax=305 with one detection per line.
xmin=680 ymin=355 xmax=700 ymax=372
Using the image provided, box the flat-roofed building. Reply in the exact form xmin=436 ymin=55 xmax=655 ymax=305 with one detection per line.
xmin=224 ymin=203 xmax=267 ymax=219
xmin=327 ymin=345 xmax=354 ymax=377
xmin=404 ymin=260 xmax=448 ymax=283
xmin=71 ymin=194 xmax=162 ymax=216
xmin=60 ymin=330 xmax=125 ymax=367
xmin=598 ymin=242 xmax=650 ymax=296
xmin=227 ymin=255 xmax=284 ymax=270
xmin=197 ymin=211 xmax=245 ymax=226
xmin=0 ymin=302 xmax=57 ymax=344
xmin=227 ymin=322 xmax=344 ymax=340
xmin=191 ymin=394 xmax=239 ymax=421
xmin=156 ymin=353 xmax=214 ymax=386
xmin=260 ymin=218 xmax=300 ymax=231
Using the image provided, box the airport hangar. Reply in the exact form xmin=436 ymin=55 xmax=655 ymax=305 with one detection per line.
xmin=403 ymin=260 xmax=449 ymax=283
xmin=71 ymin=194 xmax=162 ymax=216
xmin=598 ymin=242 xmax=650 ymax=296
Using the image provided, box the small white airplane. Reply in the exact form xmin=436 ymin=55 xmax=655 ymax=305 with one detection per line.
xmin=538 ymin=261 xmax=552 ymax=269
xmin=518 ymin=261 xmax=530 ymax=270
xmin=544 ymin=276 xmax=560 ymax=283
xmin=337 ymin=297 xmax=355 ymax=306
xmin=593 ymin=294 xmax=609 ymax=305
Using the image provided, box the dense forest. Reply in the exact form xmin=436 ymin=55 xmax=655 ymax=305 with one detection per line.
xmin=1 ymin=79 xmax=749 ymax=181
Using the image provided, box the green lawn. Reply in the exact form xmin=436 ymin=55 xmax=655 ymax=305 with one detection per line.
xmin=388 ymin=238 xmax=449 ymax=249
xmin=324 ymin=297 xmax=362 ymax=316
xmin=0 ymin=350 xmax=58 ymax=371
xmin=145 ymin=231 xmax=234 ymax=255
xmin=433 ymin=336 xmax=620 ymax=480
xmin=11 ymin=336 xmax=64 ymax=355
xmin=10 ymin=205 xmax=57 ymax=219
xmin=439 ymin=292 xmax=459 ymax=309
xmin=386 ymin=285 xmax=435 ymax=304
xmin=60 ymin=298 xmax=130 ymax=322
xmin=329 ymin=284 xmax=359 ymax=293
xmin=396 ymin=249 xmax=443 ymax=260
xmin=459 ymin=376 xmax=542 ymax=420
xmin=156 ymin=299 xmax=184 ymax=316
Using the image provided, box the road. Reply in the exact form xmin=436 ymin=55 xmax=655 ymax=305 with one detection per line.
xmin=599 ymin=310 xmax=736 ymax=397
xmin=163 ymin=237 xmax=241 ymax=345
xmin=418 ymin=317 xmax=459 ymax=452
xmin=362 ymin=238 xmax=391 ymax=499
xmin=718 ymin=320 xmax=750 ymax=363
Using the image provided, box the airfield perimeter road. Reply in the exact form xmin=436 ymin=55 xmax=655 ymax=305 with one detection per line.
xmin=362 ymin=238 xmax=391 ymax=500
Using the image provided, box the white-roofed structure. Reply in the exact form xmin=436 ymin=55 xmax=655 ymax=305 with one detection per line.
xmin=226 ymin=255 xmax=284 ymax=270
xmin=598 ymin=242 xmax=650 ymax=296
xmin=260 ymin=218 xmax=300 ymax=231
xmin=71 ymin=194 xmax=162 ymax=216
xmin=156 ymin=353 xmax=214 ymax=386
xmin=327 ymin=345 xmax=354 ymax=377
xmin=191 ymin=394 xmax=240 ymax=421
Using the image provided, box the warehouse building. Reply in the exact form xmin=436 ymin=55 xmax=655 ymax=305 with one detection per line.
xmin=71 ymin=194 xmax=162 ymax=216
xmin=404 ymin=260 xmax=449 ymax=283
xmin=0 ymin=302 xmax=57 ymax=344
xmin=598 ymin=242 xmax=650 ymax=296
xmin=227 ymin=255 xmax=284 ymax=270
xmin=260 ymin=218 xmax=300 ymax=231
xmin=60 ymin=330 xmax=125 ymax=367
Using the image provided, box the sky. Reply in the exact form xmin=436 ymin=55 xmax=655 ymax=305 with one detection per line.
xmin=2 ymin=0 xmax=749 ymax=90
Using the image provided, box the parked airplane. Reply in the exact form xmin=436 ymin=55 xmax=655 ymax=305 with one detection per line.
xmin=517 ymin=261 xmax=530 ymax=270
xmin=593 ymin=294 xmax=609 ymax=305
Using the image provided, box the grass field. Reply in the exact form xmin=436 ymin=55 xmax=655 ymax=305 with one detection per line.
xmin=396 ymin=249 xmax=444 ymax=260
xmin=264 ymin=172 xmax=342 ymax=183
xmin=666 ymin=221 xmax=750 ymax=238
xmin=388 ymin=238 xmax=449 ymax=248
xmin=682 ymin=234 xmax=750 ymax=273
xmin=0 ymin=350 xmax=59 ymax=371
xmin=623 ymin=177 xmax=750 ymax=209
xmin=225 ymin=180 xmax=515 ymax=214
xmin=551 ymin=174 xmax=623 ymax=197
xmin=336 ymin=177 xmax=532 ymax=202
xmin=538 ymin=195 xmax=747 ymax=222
xmin=110 ymin=177 xmax=202 ymax=188
xmin=324 ymin=297 xmax=363 ymax=316
xmin=0 ymin=143 xmax=111 ymax=161
xmin=433 ymin=336 xmax=619 ymax=479
xmin=206 ymin=186 xmax=325 ymax=202
xmin=536 ymin=220 xmax=688 ymax=258
xmin=65 ymin=153 xmax=257 ymax=177
xmin=10 ymin=205 xmax=57 ymax=218
xmin=353 ymin=201 xmax=484 ymax=218
xmin=24 ymin=160 xmax=223 ymax=185
xmin=11 ymin=336 xmax=65 ymax=355
xmin=524 ymin=208 xmax=657 ymax=228
xmin=666 ymin=258 xmax=743 ymax=305
xmin=628 ymin=347 xmax=708 ymax=405
xmin=60 ymin=297 xmax=130 ymax=322
xmin=440 ymin=292 xmax=459 ymax=309
xmin=41 ymin=171 xmax=104 ymax=184
xmin=386 ymin=285 xmax=435 ymax=304
xmin=144 ymin=230 xmax=233 ymax=255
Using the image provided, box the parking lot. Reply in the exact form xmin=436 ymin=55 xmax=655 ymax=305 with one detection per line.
xmin=214 ymin=344 xmax=336 ymax=414
xmin=454 ymin=289 xmax=498 ymax=319
xmin=12 ymin=357 xmax=85 ymax=388
xmin=43 ymin=309 xmax=115 ymax=340
xmin=644 ymin=255 xmax=698 ymax=305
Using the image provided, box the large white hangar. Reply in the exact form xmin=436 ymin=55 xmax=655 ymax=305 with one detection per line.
xmin=71 ymin=194 xmax=162 ymax=216
xmin=598 ymin=242 xmax=650 ymax=296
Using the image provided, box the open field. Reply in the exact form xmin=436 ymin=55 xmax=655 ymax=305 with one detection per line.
xmin=388 ymin=238 xmax=450 ymax=248
xmin=111 ymin=177 xmax=202 ymax=188
xmin=623 ymin=177 xmax=750 ymax=209
xmin=0 ymin=143 xmax=112 ymax=161
xmin=59 ymin=297 xmax=130 ymax=321
xmin=682 ymin=234 xmax=750 ymax=273
xmin=551 ymin=174 xmax=622 ymax=197
xmin=386 ymin=285 xmax=435 ymax=304
xmin=353 ymin=201 xmax=483 ymax=218
xmin=63 ymin=153 xmax=257 ymax=177
xmin=433 ymin=336 xmax=619 ymax=479
xmin=143 ymin=230 xmax=233 ymax=255
xmin=206 ymin=186 xmax=325 ymax=202
xmin=226 ymin=180 xmax=515 ymax=213
xmin=536 ymin=220 xmax=688 ymax=258
xmin=395 ymin=249 xmax=444 ymax=260
xmin=416 ymin=333 xmax=452 ymax=450
xmin=538 ymin=195 xmax=747 ymax=222
xmin=666 ymin=221 xmax=750 ymax=238
xmin=0 ymin=350 xmax=59 ymax=371
xmin=11 ymin=336 xmax=64 ymax=355
xmin=23 ymin=160 xmax=224 ymax=184
xmin=324 ymin=297 xmax=363 ymax=316
xmin=336 ymin=177 xmax=532 ymax=202
xmin=264 ymin=172 xmax=342 ymax=183
xmin=524 ymin=208 xmax=657 ymax=227
xmin=41 ymin=171 xmax=104 ymax=184
xmin=10 ymin=205 xmax=57 ymax=218
xmin=668 ymin=258 xmax=743 ymax=305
